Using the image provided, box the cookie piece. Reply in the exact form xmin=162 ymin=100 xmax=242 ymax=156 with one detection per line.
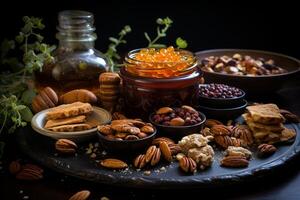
xmin=246 ymin=104 xmax=284 ymax=125
xmin=46 ymin=102 xmax=93 ymax=120
xmin=44 ymin=115 xmax=86 ymax=129
xmin=48 ymin=123 xmax=91 ymax=132
xmin=243 ymin=113 xmax=284 ymax=133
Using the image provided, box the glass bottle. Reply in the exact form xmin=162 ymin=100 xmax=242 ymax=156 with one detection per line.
xmin=35 ymin=10 xmax=110 ymax=97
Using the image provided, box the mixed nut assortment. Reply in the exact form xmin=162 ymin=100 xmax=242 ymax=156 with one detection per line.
xmin=199 ymin=83 xmax=243 ymax=99
xmin=152 ymin=105 xmax=202 ymax=126
xmin=201 ymin=54 xmax=287 ymax=76
xmin=25 ymin=68 xmax=300 ymax=181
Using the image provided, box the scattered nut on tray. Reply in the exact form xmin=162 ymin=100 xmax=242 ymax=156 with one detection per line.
xmin=201 ymin=54 xmax=287 ymax=76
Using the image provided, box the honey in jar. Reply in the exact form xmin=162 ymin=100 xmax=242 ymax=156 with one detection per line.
xmin=35 ymin=10 xmax=110 ymax=97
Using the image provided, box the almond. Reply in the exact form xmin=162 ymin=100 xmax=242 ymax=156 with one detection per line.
xmin=9 ymin=160 xmax=21 ymax=175
xmin=69 ymin=190 xmax=91 ymax=200
xmin=55 ymin=139 xmax=77 ymax=154
xmin=100 ymin=158 xmax=128 ymax=169
xmin=156 ymin=107 xmax=173 ymax=114
xmin=169 ymin=117 xmax=185 ymax=126
xmin=159 ymin=141 xmax=172 ymax=162
xmin=137 ymin=132 xmax=148 ymax=139
xmin=179 ymin=156 xmax=197 ymax=173
xmin=220 ymin=155 xmax=249 ymax=168
xmin=133 ymin=154 xmax=147 ymax=169
xmin=140 ymin=125 xmax=155 ymax=134
xmin=181 ymin=105 xmax=197 ymax=113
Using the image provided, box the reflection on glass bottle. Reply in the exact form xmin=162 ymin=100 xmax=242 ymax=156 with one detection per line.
xmin=35 ymin=10 xmax=110 ymax=97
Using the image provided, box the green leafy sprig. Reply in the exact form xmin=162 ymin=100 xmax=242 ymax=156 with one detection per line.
xmin=0 ymin=16 xmax=55 ymax=137
xmin=105 ymin=25 xmax=131 ymax=71
xmin=144 ymin=17 xmax=173 ymax=48
xmin=144 ymin=17 xmax=188 ymax=49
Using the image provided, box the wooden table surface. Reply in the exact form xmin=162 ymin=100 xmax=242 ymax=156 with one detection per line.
xmin=0 ymin=80 xmax=300 ymax=200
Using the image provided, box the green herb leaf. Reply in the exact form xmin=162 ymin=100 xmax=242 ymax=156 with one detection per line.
xmin=109 ymin=37 xmax=119 ymax=44
xmin=144 ymin=32 xmax=151 ymax=43
xmin=176 ymin=37 xmax=188 ymax=49
xmin=20 ymin=106 xmax=33 ymax=122
xmin=21 ymin=88 xmax=36 ymax=105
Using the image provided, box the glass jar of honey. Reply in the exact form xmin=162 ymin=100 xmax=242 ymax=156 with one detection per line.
xmin=35 ymin=10 xmax=110 ymax=97
xmin=120 ymin=47 xmax=202 ymax=119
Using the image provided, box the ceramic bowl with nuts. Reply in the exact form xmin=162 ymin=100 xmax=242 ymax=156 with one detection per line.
xmin=149 ymin=105 xmax=206 ymax=139
xmin=97 ymin=119 xmax=157 ymax=153
xmin=196 ymin=49 xmax=300 ymax=93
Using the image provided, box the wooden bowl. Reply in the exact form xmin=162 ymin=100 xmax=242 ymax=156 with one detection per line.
xmin=196 ymin=49 xmax=300 ymax=94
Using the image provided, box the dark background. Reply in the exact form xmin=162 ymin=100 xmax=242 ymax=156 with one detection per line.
xmin=0 ymin=0 xmax=299 ymax=59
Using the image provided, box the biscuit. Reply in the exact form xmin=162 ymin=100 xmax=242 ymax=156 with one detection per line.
xmin=46 ymin=102 xmax=93 ymax=120
xmin=48 ymin=123 xmax=91 ymax=132
xmin=246 ymin=104 xmax=284 ymax=125
xmin=44 ymin=115 xmax=86 ymax=128
xmin=243 ymin=113 xmax=284 ymax=133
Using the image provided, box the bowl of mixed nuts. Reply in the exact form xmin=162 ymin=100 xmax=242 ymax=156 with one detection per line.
xmin=97 ymin=119 xmax=157 ymax=153
xmin=196 ymin=49 xmax=300 ymax=93
xmin=149 ymin=105 xmax=206 ymax=139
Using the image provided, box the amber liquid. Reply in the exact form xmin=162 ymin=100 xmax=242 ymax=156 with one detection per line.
xmin=34 ymin=62 xmax=106 ymax=98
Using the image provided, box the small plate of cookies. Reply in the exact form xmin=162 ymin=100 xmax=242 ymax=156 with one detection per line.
xmin=31 ymin=102 xmax=111 ymax=142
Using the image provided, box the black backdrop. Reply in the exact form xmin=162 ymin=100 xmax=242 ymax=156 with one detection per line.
xmin=0 ymin=0 xmax=299 ymax=59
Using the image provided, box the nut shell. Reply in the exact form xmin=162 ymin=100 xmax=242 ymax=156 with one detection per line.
xmin=59 ymin=89 xmax=97 ymax=104
xmin=55 ymin=139 xmax=77 ymax=154
xmin=32 ymin=87 xmax=58 ymax=113
xmin=220 ymin=155 xmax=249 ymax=168
xmin=69 ymin=190 xmax=91 ymax=200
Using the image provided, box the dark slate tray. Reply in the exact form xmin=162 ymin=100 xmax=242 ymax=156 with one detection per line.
xmin=16 ymin=122 xmax=300 ymax=189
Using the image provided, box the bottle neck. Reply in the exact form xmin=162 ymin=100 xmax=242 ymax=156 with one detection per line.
xmin=57 ymin=31 xmax=97 ymax=50
xmin=56 ymin=10 xmax=97 ymax=51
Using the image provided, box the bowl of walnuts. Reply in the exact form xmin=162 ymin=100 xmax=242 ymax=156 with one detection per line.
xmin=149 ymin=105 xmax=206 ymax=139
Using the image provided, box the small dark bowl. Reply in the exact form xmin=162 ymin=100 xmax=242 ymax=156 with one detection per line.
xmin=196 ymin=49 xmax=300 ymax=94
xmin=97 ymin=128 xmax=157 ymax=153
xmin=198 ymin=84 xmax=246 ymax=108
xmin=149 ymin=111 xmax=206 ymax=140
xmin=197 ymin=99 xmax=248 ymax=120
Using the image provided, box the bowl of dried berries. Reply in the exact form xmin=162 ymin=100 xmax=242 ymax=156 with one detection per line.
xmin=97 ymin=119 xmax=157 ymax=153
xmin=198 ymin=83 xmax=245 ymax=108
xmin=196 ymin=49 xmax=300 ymax=93
xmin=149 ymin=105 xmax=206 ymax=139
